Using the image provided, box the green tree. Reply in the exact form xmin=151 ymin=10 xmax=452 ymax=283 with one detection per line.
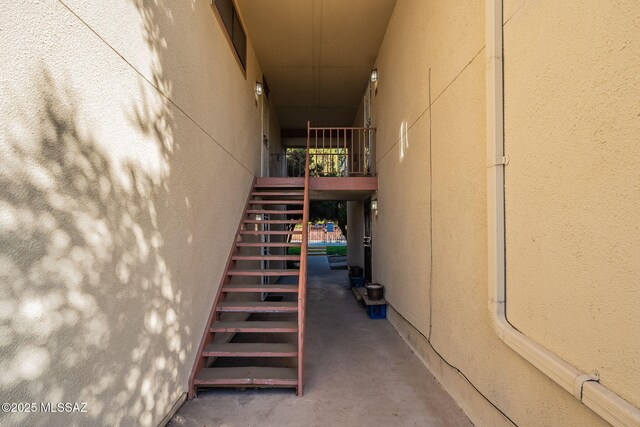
xmin=309 ymin=200 xmax=347 ymax=239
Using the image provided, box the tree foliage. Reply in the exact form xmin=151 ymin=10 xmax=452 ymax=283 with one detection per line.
xmin=285 ymin=149 xmax=348 ymax=237
xmin=309 ymin=200 xmax=347 ymax=239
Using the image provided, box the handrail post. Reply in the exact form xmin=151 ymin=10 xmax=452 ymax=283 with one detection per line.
xmin=304 ymin=126 xmax=376 ymax=177
xmin=297 ymin=121 xmax=311 ymax=396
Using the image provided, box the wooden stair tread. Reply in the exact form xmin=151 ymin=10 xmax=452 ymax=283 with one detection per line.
xmin=255 ymin=177 xmax=304 ymax=186
xmin=232 ymin=255 xmax=300 ymax=261
xmin=248 ymin=201 xmax=305 ymax=206
xmin=203 ymin=343 xmax=297 ymax=357
xmin=254 ymin=186 xmax=304 ymax=190
xmin=216 ymin=301 xmax=298 ymax=312
xmin=223 ymin=284 xmax=298 ymax=292
xmin=246 ymin=209 xmax=304 ymax=215
xmin=239 ymin=230 xmax=302 ymax=235
xmin=236 ymin=242 xmax=301 ymax=247
xmin=243 ymin=219 xmax=302 ymax=224
xmin=211 ymin=321 xmax=298 ymax=333
xmin=195 ymin=367 xmax=297 ymax=386
xmin=227 ymin=269 xmax=299 ymax=276
xmin=251 ymin=191 xmax=304 ymax=196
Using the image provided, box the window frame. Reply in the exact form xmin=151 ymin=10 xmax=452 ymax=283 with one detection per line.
xmin=211 ymin=0 xmax=248 ymax=76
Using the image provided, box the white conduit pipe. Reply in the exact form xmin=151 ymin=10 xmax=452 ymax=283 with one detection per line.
xmin=485 ymin=1 xmax=640 ymax=426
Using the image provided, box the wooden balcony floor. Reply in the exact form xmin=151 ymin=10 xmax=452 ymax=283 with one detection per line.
xmin=256 ymin=177 xmax=377 ymax=201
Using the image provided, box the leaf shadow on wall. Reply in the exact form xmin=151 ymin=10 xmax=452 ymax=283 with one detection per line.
xmin=0 ymin=67 xmax=190 ymax=426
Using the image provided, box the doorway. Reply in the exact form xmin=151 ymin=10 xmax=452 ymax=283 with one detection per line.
xmin=260 ymin=95 xmax=270 ymax=295
xmin=364 ymin=198 xmax=372 ymax=283
xmin=261 ymin=95 xmax=270 ymax=177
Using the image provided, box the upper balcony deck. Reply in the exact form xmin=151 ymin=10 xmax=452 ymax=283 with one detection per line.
xmin=267 ymin=125 xmax=378 ymax=201
xmin=255 ymin=176 xmax=377 ymax=201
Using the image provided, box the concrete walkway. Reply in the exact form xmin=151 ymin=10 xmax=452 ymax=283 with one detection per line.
xmin=170 ymin=257 xmax=471 ymax=426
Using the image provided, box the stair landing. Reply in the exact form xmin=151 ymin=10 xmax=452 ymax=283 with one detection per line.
xmin=195 ymin=367 xmax=297 ymax=387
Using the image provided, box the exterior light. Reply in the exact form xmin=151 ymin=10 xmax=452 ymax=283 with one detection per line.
xmin=371 ymin=199 xmax=378 ymax=211
xmin=370 ymin=68 xmax=378 ymax=83
xmin=255 ymin=81 xmax=263 ymax=96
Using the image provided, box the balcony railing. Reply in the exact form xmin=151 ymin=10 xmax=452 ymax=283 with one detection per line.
xmin=271 ymin=125 xmax=376 ymax=178
xmin=307 ymin=124 xmax=375 ymax=177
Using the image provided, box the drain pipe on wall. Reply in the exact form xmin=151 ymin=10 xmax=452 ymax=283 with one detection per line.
xmin=486 ymin=1 xmax=640 ymax=426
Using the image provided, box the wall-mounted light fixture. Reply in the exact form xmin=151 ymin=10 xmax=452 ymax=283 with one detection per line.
xmin=370 ymin=68 xmax=378 ymax=83
xmin=255 ymin=81 xmax=263 ymax=96
xmin=371 ymin=199 xmax=378 ymax=214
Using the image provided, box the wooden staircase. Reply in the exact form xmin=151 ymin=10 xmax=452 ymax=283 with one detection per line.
xmin=188 ymin=176 xmax=309 ymax=397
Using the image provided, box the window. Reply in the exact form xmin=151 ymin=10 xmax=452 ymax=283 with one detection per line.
xmin=213 ymin=0 xmax=247 ymax=70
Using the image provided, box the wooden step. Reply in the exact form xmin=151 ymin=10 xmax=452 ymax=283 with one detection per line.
xmin=246 ymin=209 xmax=304 ymax=215
xmin=255 ymin=177 xmax=304 ymax=187
xmin=236 ymin=242 xmax=301 ymax=248
xmin=216 ymin=301 xmax=298 ymax=313
xmin=194 ymin=367 xmax=297 ymax=387
xmin=203 ymin=343 xmax=297 ymax=357
xmin=227 ymin=269 xmax=299 ymax=276
xmin=249 ymin=200 xmax=305 ymax=205
xmin=232 ymin=255 xmax=300 ymax=261
xmin=243 ymin=219 xmax=302 ymax=224
xmin=251 ymin=191 xmax=304 ymax=197
xmin=210 ymin=321 xmax=298 ymax=333
xmin=223 ymin=284 xmax=298 ymax=293
xmin=240 ymin=230 xmax=301 ymax=235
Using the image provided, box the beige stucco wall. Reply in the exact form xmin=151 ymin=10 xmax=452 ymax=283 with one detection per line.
xmin=503 ymin=0 xmax=640 ymax=410
xmin=370 ymin=0 xmax=636 ymax=425
xmin=1 ymin=1 xmax=272 ymax=425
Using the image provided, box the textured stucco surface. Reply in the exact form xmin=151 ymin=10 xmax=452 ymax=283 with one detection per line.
xmin=504 ymin=0 xmax=640 ymax=408
xmin=369 ymin=0 xmax=626 ymax=425
xmin=0 ymin=1 xmax=270 ymax=425
xmin=2 ymin=0 xmax=638 ymax=425
xmin=376 ymin=116 xmax=431 ymax=334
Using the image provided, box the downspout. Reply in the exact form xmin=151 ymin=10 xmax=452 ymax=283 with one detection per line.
xmin=485 ymin=1 xmax=640 ymax=426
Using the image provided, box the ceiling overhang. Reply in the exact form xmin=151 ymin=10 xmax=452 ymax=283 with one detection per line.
xmin=236 ymin=0 xmax=397 ymax=129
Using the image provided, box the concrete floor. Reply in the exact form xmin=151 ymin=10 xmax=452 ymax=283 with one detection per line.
xmin=170 ymin=257 xmax=472 ymax=427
